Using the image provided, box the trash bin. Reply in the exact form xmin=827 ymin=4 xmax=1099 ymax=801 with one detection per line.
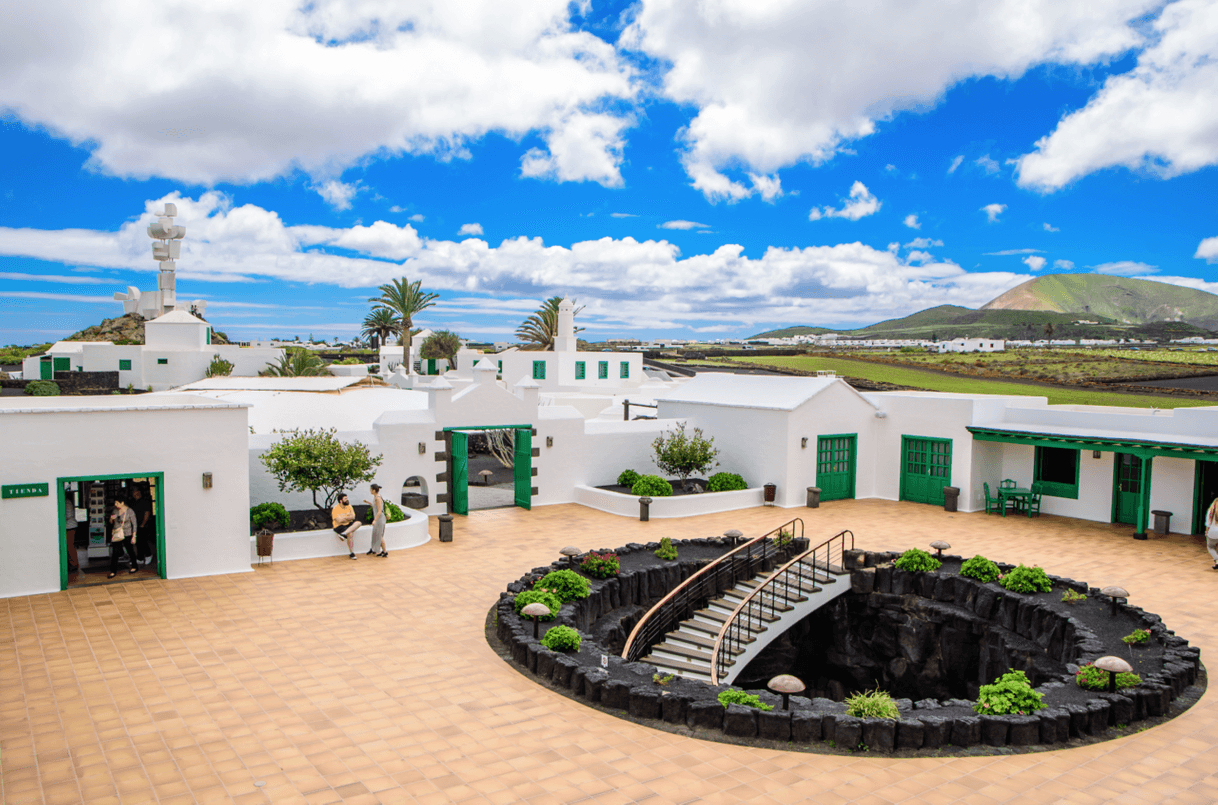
xmin=942 ymin=486 xmax=960 ymax=513
xmin=763 ymin=483 xmax=777 ymax=505
xmin=806 ymin=487 xmax=821 ymax=508
xmin=639 ymin=496 xmax=652 ymax=522
xmin=255 ymin=528 xmax=274 ymax=564
xmin=1151 ymin=510 xmax=1172 ymax=534
xmin=438 ymin=513 xmax=454 ymax=542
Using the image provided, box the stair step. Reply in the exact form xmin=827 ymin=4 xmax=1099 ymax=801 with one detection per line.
xmin=668 ymin=629 xmax=752 ymax=651
xmin=722 ymin=588 xmax=807 ymax=605
xmin=649 ymin=642 xmax=713 ymax=664
xmin=645 ymin=654 xmax=714 ymax=680
xmin=695 ymin=606 xmax=779 ymax=625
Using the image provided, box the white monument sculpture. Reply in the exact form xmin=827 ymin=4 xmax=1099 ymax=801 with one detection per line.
xmin=113 ymin=203 xmax=207 ymax=320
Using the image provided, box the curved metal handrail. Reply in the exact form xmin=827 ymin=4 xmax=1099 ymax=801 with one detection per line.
xmin=621 ymin=518 xmax=805 ymax=663
xmin=709 ymin=529 xmax=853 ymax=685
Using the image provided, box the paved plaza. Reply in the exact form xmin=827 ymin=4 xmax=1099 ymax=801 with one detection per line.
xmin=2 ymin=500 xmax=1217 ymax=804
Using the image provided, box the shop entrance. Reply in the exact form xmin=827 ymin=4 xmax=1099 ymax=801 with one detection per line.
xmin=444 ymin=425 xmax=533 ymax=515
xmin=58 ymin=472 xmax=165 ymax=590
xmin=1193 ymin=460 xmax=1218 ymax=535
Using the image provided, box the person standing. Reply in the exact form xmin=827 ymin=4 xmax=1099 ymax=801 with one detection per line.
xmin=364 ymin=484 xmax=388 ymax=557
xmin=108 ymin=498 xmax=139 ymax=579
xmin=331 ymin=493 xmax=361 ymax=559
xmin=130 ymin=486 xmax=155 ymax=565
xmin=64 ymin=488 xmax=80 ymax=573
xmin=1206 ymin=497 xmax=1218 ymax=570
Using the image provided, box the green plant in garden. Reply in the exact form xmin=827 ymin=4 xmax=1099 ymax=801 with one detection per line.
xmin=24 ymin=380 xmax=60 ymax=396
xmin=1061 ymin=589 xmax=1087 ymax=604
xmin=652 ymin=422 xmax=719 ymax=491
xmin=999 ymin=565 xmax=1053 ymax=593
xmin=654 ymin=537 xmax=679 ymax=561
xmin=1076 ymin=663 xmax=1141 ymax=691
xmin=893 ymin=548 xmax=942 ymax=572
xmin=259 ymin=428 xmax=383 ymax=509
xmin=249 ymin=502 xmax=290 ymax=530
xmin=960 ymin=554 xmax=1000 ymax=583
xmin=535 ymin=569 xmax=590 ymax=603
xmin=540 ymin=625 xmax=581 ymax=652
xmin=1123 ymin=628 xmax=1150 ymax=645
xmin=332 ymin=356 xmax=366 ymax=365
xmin=617 ymin=469 xmax=641 ymax=487
xmin=631 ymin=474 xmax=673 ymax=497
xmin=261 ymin=348 xmax=330 ymax=377
xmin=653 ymin=673 xmax=675 ymax=686
xmin=384 ymin=501 xmax=406 ymax=523
xmin=420 ymin=329 xmax=462 ymax=370
xmin=205 ymin=354 xmax=234 ymax=377
xmin=773 ymin=529 xmax=794 ymax=547
xmin=580 ymin=552 xmax=619 ymax=579
xmin=973 ymin=669 xmax=1045 ymax=715
xmin=369 ymin=276 xmax=439 ymax=365
xmin=845 ymin=688 xmax=899 ymax=719
xmin=513 ymin=590 xmax=562 ymax=620
xmin=706 ymin=472 xmax=747 ymax=492
xmin=718 ymin=690 xmax=773 ymax=711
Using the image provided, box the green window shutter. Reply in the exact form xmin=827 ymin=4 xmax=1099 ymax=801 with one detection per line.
xmin=598 ymin=361 xmax=608 ymax=379
xmin=513 ymin=429 xmax=532 ymax=510
xmin=157 ymin=358 xmax=168 ymax=365
xmin=206 ymin=328 xmax=212 ymax=345
xmin=575 ymin=361 xmax=585 ymax=380
xmin=497 ymin=360 xmax=502 ymax=376
xmin=119 ymin=359 xmax=132 ymax=371
xmin=53 ymin=357 xmax=70 ymax=372
xmin=532 ymin=360 xmax=546 ymax=380
xmin=451 ymin=431 xmax=469 ymax=515
xmin=620 ymin=361 xmax=629 ymax=379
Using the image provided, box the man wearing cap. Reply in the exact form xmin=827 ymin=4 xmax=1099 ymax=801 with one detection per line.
xmin=364 ymin=484 xmax=388 ymax=557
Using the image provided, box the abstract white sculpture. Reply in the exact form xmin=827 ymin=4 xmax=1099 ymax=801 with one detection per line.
xmin=113 ymin=202 xmax=207 ymax=320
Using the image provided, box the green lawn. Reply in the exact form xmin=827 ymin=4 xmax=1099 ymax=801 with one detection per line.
xmin=701 ymin=356 xmax=1215 ymax=409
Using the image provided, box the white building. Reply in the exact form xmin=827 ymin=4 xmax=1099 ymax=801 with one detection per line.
xmin=937 ymin=338 xmax=1005 ymax=353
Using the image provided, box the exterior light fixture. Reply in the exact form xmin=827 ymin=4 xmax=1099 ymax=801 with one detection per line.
xmin=546 ymin=436 xmax=554 ymax=448
xmin=202 ymin=472 xmax=213 ymax=489
xmin=1093 ymin=450 xmax=1101 ymax=459
xmin=418 ymin=442 xmax=427 ymax=454
xmin=874 ymin=411 xmax=887 ymax=418
xmin=801 ymin=437 xmax=808 ymax=449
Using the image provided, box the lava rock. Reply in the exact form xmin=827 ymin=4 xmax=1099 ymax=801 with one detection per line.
xmin=979 ymin=716 xmax=1009 ymax=747
xmin=1007 ymin=715 xmax=1040 ymax=746
xmin=757 ymin=709 xmax=792 ymax=741
xmin=862 ymin=718 xmax=895 ymax=752
xmin=723 ymin=704 xmax=759 ymax=738
xmin=951 ymin=716 xmax=981 ymax=747
xmin=628 ymin=687 xmax=662 ymax=720
xmin=920 ymin=716 xmax=949 ymax=749
xmin=552 ymin=655 xmax=579 ymax=689
xmin=896 ymin=719 xmax=924 ymax=749
xmin=791 ymin=711 xmax=822 ymax=743
xmin=687 ymin=700 xmax=724 ymax=730
xmin=1086 ymin=699 xmax=1110 ymax=734
xmin=535 ymin=650 xmax=556 ymax=680
xmin=661 ymin=692 xmax=689 ymax=724
xmin=1065 ymin=704 xmax=1090 ymax=738
xmin=834 ymin=715 xmax=862 ymax=749
xmin=601 ymin=679 xmax=631 ymax=710
xmin=583 ymin=670 xmax=608 ymax=702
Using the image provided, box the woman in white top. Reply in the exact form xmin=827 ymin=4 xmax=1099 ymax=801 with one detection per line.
xmin=364 ymin=484 xmax=388 ymax=558
xmin=1207 ymin=497 xmax=1218 ymax=570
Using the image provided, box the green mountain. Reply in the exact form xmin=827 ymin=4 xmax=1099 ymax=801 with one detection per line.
xmin=983 ymin=274 xmax=1218 ymax=331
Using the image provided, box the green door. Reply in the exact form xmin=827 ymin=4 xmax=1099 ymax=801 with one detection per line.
xmin=900 ymin=436 xmax=952 ymax=506
xmin=1114 ymin=453 xmax=1144 ymax=525
xmin=816 ymin=434 xmax=856 ymax=501
xmin=53 ymin=357 xmax=70 ymax=373
xmin=40 ymin=357 xmax=53 ymax=380
xmin=451 ymin=431 xmax=469 ymax=515
xmin=513 ymin=428 xmax=532 ymax=510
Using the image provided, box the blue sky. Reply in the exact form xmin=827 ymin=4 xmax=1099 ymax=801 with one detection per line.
xmin=1 ymin=0 xmax=1215 ymax=345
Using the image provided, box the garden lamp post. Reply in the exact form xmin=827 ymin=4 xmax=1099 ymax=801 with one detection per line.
xmin=521 ymin=603 xmax=551 ymax=639
xmin=768 ymin=674 xmax=806 ymax=711
xmin=724 ymin=529 xmax=743 ymax=546
xmin=930 ymin=540 xmax=950 ymax=558
xmin=560 ymin=546 xmax=581 ymax=569
xmin=1101 ymin=585 xmax=1129 ymax=617
xmin=1095 ymin=655 xmax=1132 ymax=693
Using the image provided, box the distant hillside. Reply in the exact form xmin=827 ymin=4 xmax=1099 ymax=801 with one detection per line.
xmin=65 ymin=312 xmax=230 ymax=345
xmin=983 ymin=274 xmax=1218 ymax=331
xmin=749 ymin=325 xmax=837 ymax=339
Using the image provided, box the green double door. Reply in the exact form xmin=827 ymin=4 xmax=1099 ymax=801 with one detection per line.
xmin=900 ymin=436 xmax=952 ymax=506
xmin=449 ymin=427 xmax=533 ymax=515
xmin=816 ymin=434 xmax=856 ymax=501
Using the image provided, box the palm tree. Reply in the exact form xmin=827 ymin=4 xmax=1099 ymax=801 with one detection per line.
xmin=1043 ymin=322 xmax=1055 ymax=347
xmin=369 ymin=277 xmax=439 ymax=371
xmin=516 ymin=296 xmax=584 ymax=351
xmin=361 ymin=307 xmax=401 ymax=350
xmin=261 ymin=349 xmax=330 ymax=377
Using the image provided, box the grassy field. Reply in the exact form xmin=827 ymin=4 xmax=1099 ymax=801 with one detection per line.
xmin=858 ymin=349 xmax=1218 ymax=383
xmin=694 ymin=356 xmax=1216 ymax=409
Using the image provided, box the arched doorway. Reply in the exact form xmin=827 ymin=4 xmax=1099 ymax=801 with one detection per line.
xmin=401 ymin=476 xmax=429 ymax=510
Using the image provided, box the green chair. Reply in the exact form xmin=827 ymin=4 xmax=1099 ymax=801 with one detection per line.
xmin=983 ymin=482 xmax=1003 ymax=515
xmin=1026 ymin=484 xmax=1042 ymax=517
xmin=999 ymin=479 xmax=1017 ymax=490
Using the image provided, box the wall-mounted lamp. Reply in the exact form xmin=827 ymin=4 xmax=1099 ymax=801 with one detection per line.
xmin=546 ymin=436 xmax=554 ymax=448
xmin=418 ymin=442 xmax=427 ymax=455
xmin=801 ymin=437 xmax=808 ymax=449
xmin=874 ymin=411 xmax=887 ymax=419
xmin=202 ymin=472 xmax=213 ymax=489
xmin=1093 ymin=450 xmax=1101 ymax=459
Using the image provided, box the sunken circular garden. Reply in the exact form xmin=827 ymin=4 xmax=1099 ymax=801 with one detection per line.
xmin=490 ymin=536 xmax=1204 ymax=754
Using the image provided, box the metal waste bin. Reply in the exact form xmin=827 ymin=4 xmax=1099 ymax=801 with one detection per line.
xmin=806 ymin=487 xmax=821 ymax=508
xmin=1151 ymin=510 xmax=1172 ymax=534
xmin=942 ymin=486 xmax=960 ymax=513
xmin=763 ymin=483 xmax=777 ymax=505
xmin=255 ymin=528 xmax=274 ymax=564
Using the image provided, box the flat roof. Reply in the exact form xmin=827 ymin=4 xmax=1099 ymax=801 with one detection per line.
xmin=175 ymin=376 xmax=365 ymax=392
xmin=658 ymin=373 xmax=844 ymax=411
xmin=0 ymin=393 xmax=248 ymax=415
xmin=182 ymin=387 xmax=428 ymax=433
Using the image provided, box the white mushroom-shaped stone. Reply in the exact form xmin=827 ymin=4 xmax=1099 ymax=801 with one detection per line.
xmin=478 ymin=469 xmax=494 ymax=485
xmin=724 ymin=529 xmax=744 ymax=545
xmin=768 ymin=674 xmax=806 ymax=710
xmin=560 ymin=545 xmax=581 ymax=568
xmin=930 ymin=540 xmax=951 ymax=557
xmin=521 ymin=601 xmax=552 ymax=639
xmin=1095 ymin=655 xmax=1133 ymax=692
xmin=1101 ymin=585 xmax=1129 ymax=616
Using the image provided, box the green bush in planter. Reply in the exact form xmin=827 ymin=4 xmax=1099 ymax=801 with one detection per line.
xmin=631 ymin=474 xmax=673 ymax=497
xmin=718 ymin=689 xmax=773 ymax=711
xmin=513 ymin=590 xmax=562 ymax=620
xmin=654 ymin=537 xmax=678 ymax=560
xmin=706 ymin=472 xmax=747 ymax=492
xmin=845 ymin=687 xmax=899 ymax=719
xmin=960 ymin=554 xmax=1000 ymax=583
xmin=25 ymin=380 xmax=60 ymax=396
xmin=893 ymin=548 xmax=941 ymax=572
xmin=540 ymin=625 xmax=581 ymax=652
xmin=384 ymin=501 xmax=406 ymax=523
xmin=999 ymin=565 xmax=1052 ymax=593
xmin=250 ymin=502 xmax=290 ymax=530
xmin=1075 ymin=663 xmax=1141 ymax=691
xmin=536 ymin=569 xmax=590 ymax=603
xmin=617 ymin=469 xmax=641 ymax=487
xmin=974 ymin=669 xmax=1045 ymax=715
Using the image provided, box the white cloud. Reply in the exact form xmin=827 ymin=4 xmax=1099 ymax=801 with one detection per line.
xmin=659 ymin=220 xmax=710 ymax=230
xmin=885 ymin=164 xmax=898 ymax=172
xmin=985 ymin=248 xmax=1042 ymax=255
xmin=0 ymin=0 xmax=633 ymax=187
xmin=315 ymin=180 xmax=359 ymax=211
xmin=0 ymin=272 xmax=114 ymax=285
xmin=905 ymin=238 xmax=944 ymax=249
xmin=904 ymin=214 xmax=921 ymax=230
xmin=623 ymin=0 xmax=1154 ymax=199
xmin=1054 ymin=259 xmax=1075 ymax=269
xmin=809 ymin=182 xmax=880 ymax=221
xmin=975 ymin=155 xmax=1002 ymax=175
xmin=1093 ymin=261 xmax=1158 ymax=276
xmin=0 ymin=291 xmax=115 ymax=303
xmin=1044 ymin=222 xmax=1060 ymax=232
xmin=1196 ymin=236 xmax=1218 ymax=262
xmin=610 ymin=213 xmax=638 ymax=218
xmin=1023 ymin=255 xmax=1047 ymax=271
xmin=749 ymin=173 xmax=784 ymax=202
xmin=409 ymin=214 xmax=426 ymax=223
xmin=948 ymin=155 xmax=964 ymax=174
xmin=1017 ymin=0 xmax=1218 ymax=191
xmin=458 ymin=223 xmax=484 ymax=237
xmin=981 ymin=203 xmax=1007 ymax=223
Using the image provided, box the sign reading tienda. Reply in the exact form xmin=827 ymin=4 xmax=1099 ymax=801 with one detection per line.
xmin=2 ymin=483 xmax=49 ymax=500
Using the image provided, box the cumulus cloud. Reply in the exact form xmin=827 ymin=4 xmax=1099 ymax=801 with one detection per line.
xmin=623 ymin=0 xmax=1154 ymax=199
xmin=985 ymin=248 xmax=1042 ymax=256
xmin=981 ymin=203 xmax=1007 ymax=223
xmin=809 ymin=182 xmax=880 ymax=221
xmin=948 ymin=155 xmax=964 ymax=174
xmin=1054 ymin=259 xmax=1075 ymax=269
xmin=905 ymin=238 xmax=944 ymax=249
xmin=1044 ymin=222 xmax=1060 ymax=232
xmin=659 ymin=220 xmax=710 ymax=230
xmin=0 ymin=0 xmax=633 ymax=187
xmin=315 ymin=180 xmax=359 ymax=211
xmin=1017 ymin=0 xmax=1218 ymax=191
xmin=975 ymin=155 xmax=1002 ymax=175
xmin=458 ymin=223 xmax=484 ymax=236
xmin=1196 ymin=236 xmax=1218 ymax=262
xmin=610 ymin=213 xmax=638 ymax=218
xmin=904 ymin=214 xmax=921 ymax=230
xmin=1093 ymin=261 xmax=1158 ymax=276
xmin=1023 ymin=255 xmax=1047 ymax=271
xmin=409 ymin=214 xmax=426 ymax=223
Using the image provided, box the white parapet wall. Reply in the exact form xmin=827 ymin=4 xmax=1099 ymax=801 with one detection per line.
xmin=249 ymin=508 xmax=430 ymax=563
xmin=574 ymin=485 xmax=766 ymax=518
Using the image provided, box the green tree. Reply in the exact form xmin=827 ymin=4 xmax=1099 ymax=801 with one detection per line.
xmin=420 ymin=330 xmax=462 ymax=370
xmin=369 ymin=277 xmax=439 ymax=369
xmin=361 ymin=307 xmax=401 ymax=350
xmin=516 ymin=296 xmax=584 ymax=351
xmin=1043 ymin=322 xmax=1055 ymax=347
xmin=205 ymin=354 xmax=234 ymax=377
xmin=261 ymin=349 xmax=329 ymax=377
xmin=259 ymin=428 xmax=384 ymax=510
xmin=652 ymin=422 xmax=719 ymax=491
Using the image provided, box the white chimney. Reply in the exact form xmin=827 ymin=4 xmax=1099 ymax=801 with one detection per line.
xmin=554 ymin=297 xmax=576 ymax=353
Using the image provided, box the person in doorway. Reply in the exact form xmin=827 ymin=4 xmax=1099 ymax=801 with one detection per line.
xmin=1206 ymin=497 xmax=1218 ymax=570
xmin=108 ymin=498 xmax=139 ymax=579
xmin=331 ymin=493 xmax=361 ymax=559
xmin=64 ymin=489 xmax=79 ymax=572
xmin=364 ymin=484 xmax=388 ymax=557
xmin=131 ymin=486 xmax=155 ymax=566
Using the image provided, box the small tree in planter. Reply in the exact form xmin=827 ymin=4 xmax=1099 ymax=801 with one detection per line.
xmin=260 ymin=428 xmax=383 ymax=510
xmin=652 ymin=422 xmax=719 ymax=492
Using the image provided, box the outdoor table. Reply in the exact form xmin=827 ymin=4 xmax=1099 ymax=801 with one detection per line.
xmin=998 ymin=486 xmax=1032 ymax=517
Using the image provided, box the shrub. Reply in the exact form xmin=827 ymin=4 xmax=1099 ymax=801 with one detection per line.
xmin=652 ymin=422 xmax=719 ymax=488
xmin=536 ymin=569 xmax=590 ymax=603
xmin=974 ymin=669 xmax=1046 ymax=715
xmin=250 ymin=502 xmax=290 ymax=529
xmin=1076 ymin=663 xmax=1141 ymax=691
xmin=773 ymin=529 xmax=794 ymax=547
xmin=332 ymin=357 xmax=365 ymax=365
xmin=960 ymin=555 xmax=1000 ymax=583
xmin=205 ymin=354 xmax=234 ymax=377
xmin=540 ymin=625 xmax=581 ymax=652
xmin=654 ymin=537 xmax=678 ymax=561
xmin=617 ymin=469 xmax=641 ymax=487
xmin=999 ymin=565 xmax=1053 ymax=594
xmin=24 ymin=380 xmax=60 ymax=396
xmin=653 ymin=673 xmax=675 ymax=686
xmin=1123 ymin=628 xmax=1150 ymax=645
xmin=893 ymin=548 xmax=941 ymax=573
xmin=259 ymin=427 xmax=383 ymax=509
xmin=707 ymin=472 xmax=747 ymax=492
xmin=384 ymin=500 xmax=406 ymax=523
xmin=1061 ymin=589 xmax=1087 ymax=604
xmin=631 ymin=475 xmax=673 ymax=497
xmin=580 ymin=552 xmax=619 ymax=579
xmin=718 ymin=690 xmax=773 ymax=711
xmin=845 ymin=687 xmax=899 ymax=719
xmin=513 ymin=590 xmax=561 ymax=620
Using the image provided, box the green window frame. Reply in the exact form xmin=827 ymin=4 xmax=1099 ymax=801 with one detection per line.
xmin=157 ymin=358 xmax=168 ymax=365
xmin=575 ymin=361 xmax=585 ymax=380
xmin=52 ymin=357 xmax=70 ymax=372
xmin=598 ymin=361 xmax=608 ymax=379
xmin=1034 ymin=446 xmax=1080 ymax=499
xmin=119 ymin=359 xmax=132 ymax=371
xmin=206 ymin=328 xmax=212 ymax=345
xmin=532 ymin=360 xmax=546 ymax=380
xmin=620 ymin=361 xmax=630 ymax=379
